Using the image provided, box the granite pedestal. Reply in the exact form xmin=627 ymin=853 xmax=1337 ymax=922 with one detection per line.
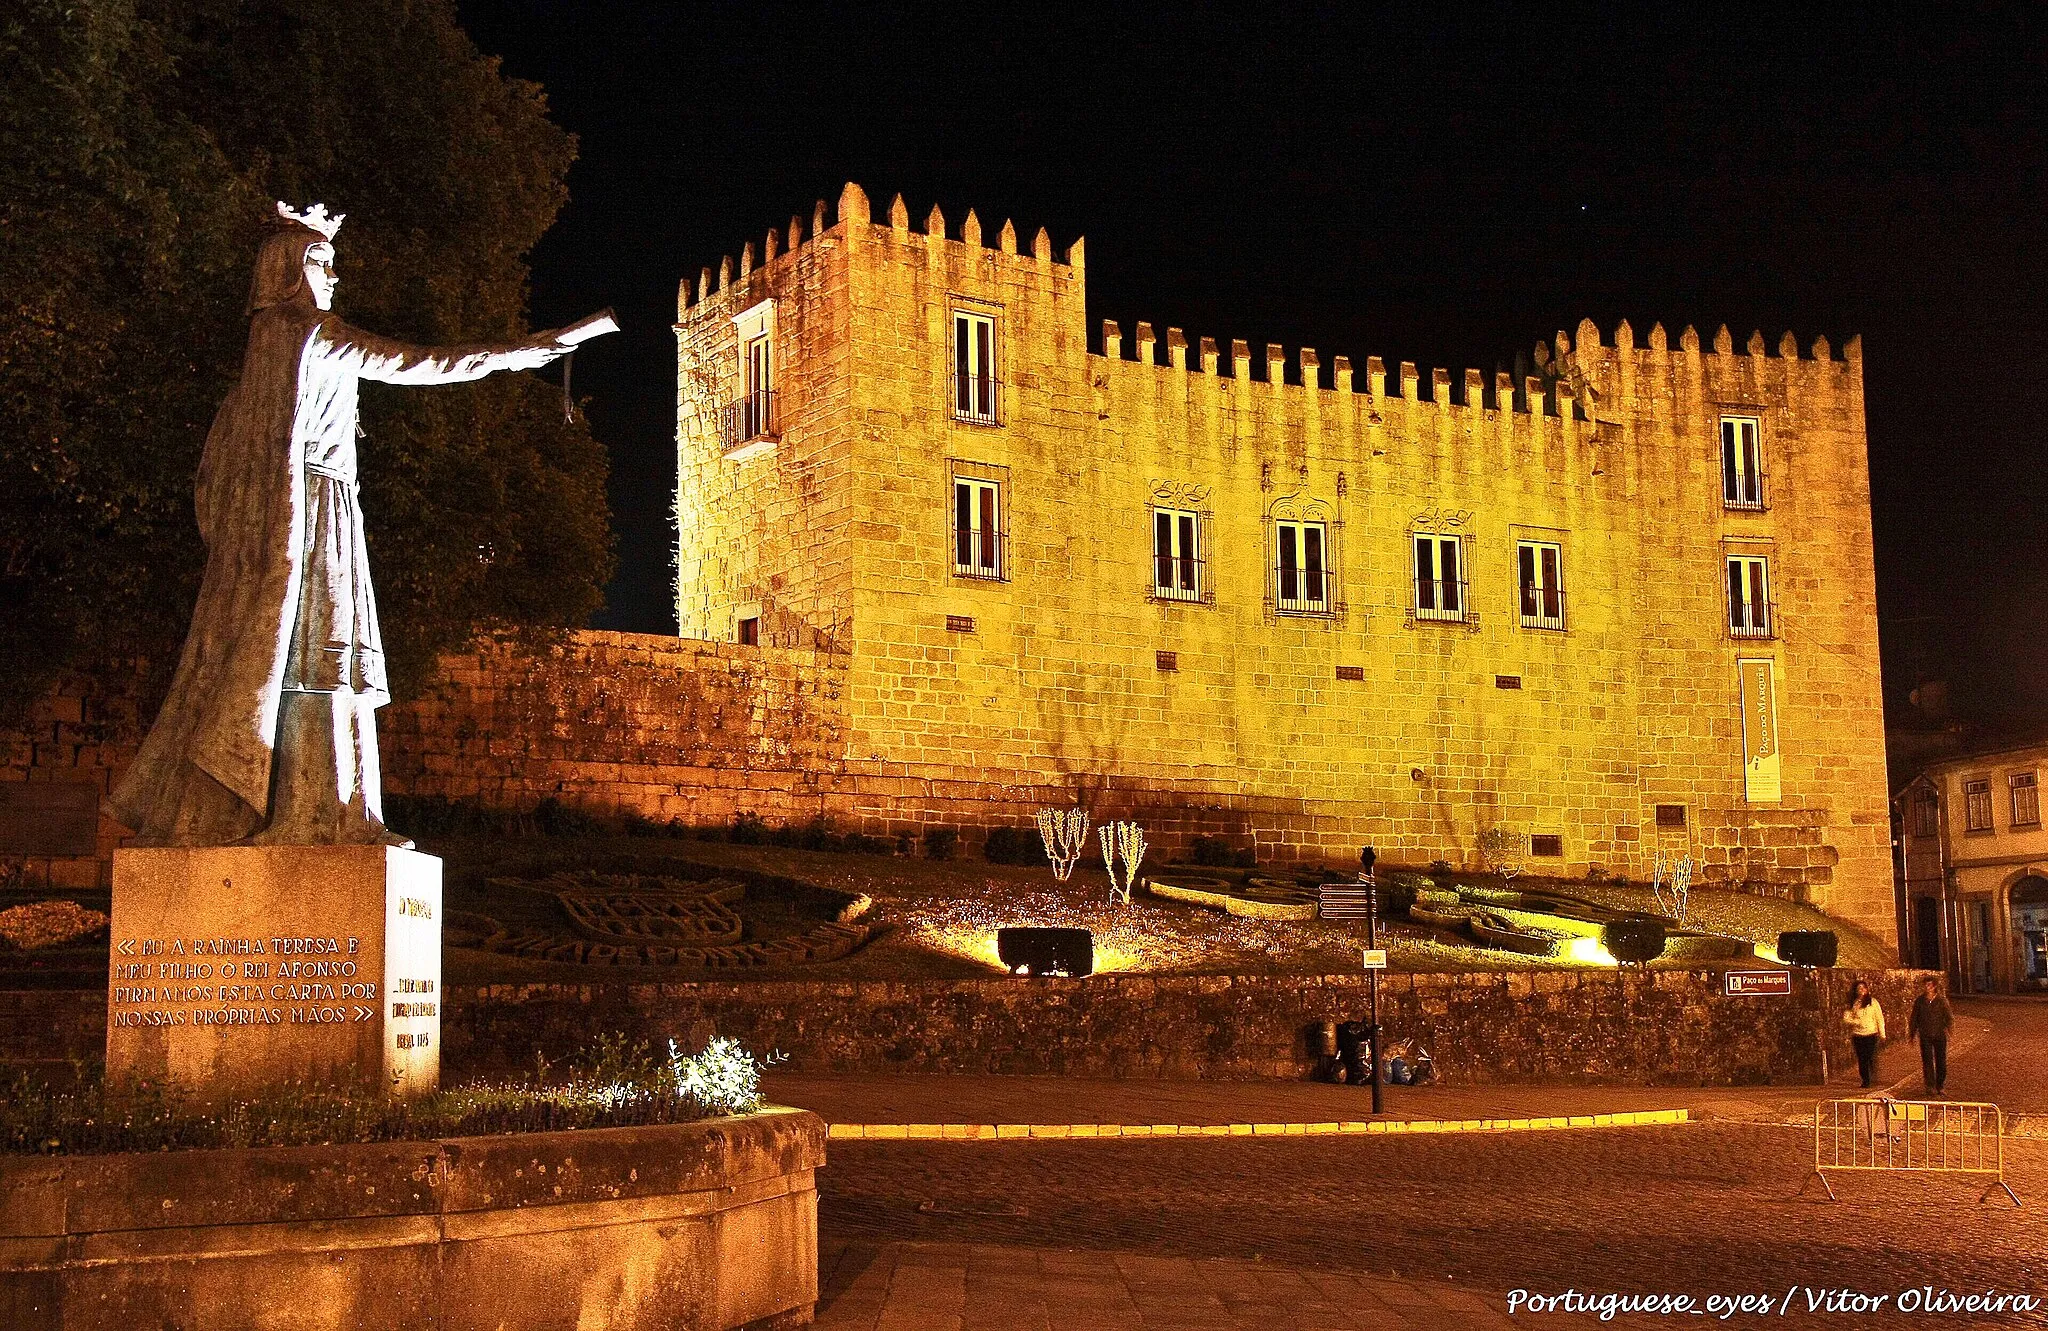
xmin=106 ymin=845 xmax=441 ymax=1097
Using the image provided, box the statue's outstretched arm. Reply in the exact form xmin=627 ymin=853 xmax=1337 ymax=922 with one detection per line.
xmin=318 ymin=318 xmax=566 ymax=385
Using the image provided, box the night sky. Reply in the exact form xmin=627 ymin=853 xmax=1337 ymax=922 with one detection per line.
xmin=457 ymin=3 xmax=2046 ymax=745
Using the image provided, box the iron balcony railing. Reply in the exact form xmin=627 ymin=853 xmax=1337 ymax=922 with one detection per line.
xmin=952 ymin=524 xmax=1008 ymax=581
xmin=951 ymin=373 xmax=1002 ymax=426
xmin=1723 ymin=469 xmax=1770 ymax=511
xmin=1413 ymin=576 xmax=1471 ymax=622
xmin=1275 ymin=564 xmax=1333 ymax=614
xmin=1519 ymin=586 xmax=1567 ymax=631
xmin=720 ymin=390 xmax=778 ymax=452
xmin=1728 ymin=600 xmax=1777 ymax=638
xmin=1153 ymin=554 xmax=1206 ymax=603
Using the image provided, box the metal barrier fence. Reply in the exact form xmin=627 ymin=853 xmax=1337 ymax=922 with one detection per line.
xmin=1811 ymin=1098 xmax=2021 ymax=1206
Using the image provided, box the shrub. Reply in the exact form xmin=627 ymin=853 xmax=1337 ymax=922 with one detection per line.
xmin=983 ymin=826 xmax=1050 ymax=866
xmin=728 ymin=813 xmax=768 ymax=845
xmin=1187 ymin=835 xmax=1237 ymax=867
xmin=0 ymin=901 xmax=108 ymax=951
xmin=1232 ymin=846 xmax=1259 ymax=868
xmin=924 ymin=827 xmax=959 ymax=860
xmin=382 ymin=794 xmax=505 ymax=838
xmin=842 ymin=832 xmax=894 ymax=856
xmin=1602 ymin=916 xmax=1668 ymax=966
xmin=1585 ymin=865 xmax=1608 ymax=884
xmin=1375 ymin=872 xmax=1423 ymax=918
xmin=1 ymin=1035 xmax=780 ymax=1156
xmin=1426 ymin=859 xmax=1457 ymax=889
xmin=1778 ymin=930 xmax=1838 ymax=968
xmin=532 ymin=797 xmax=604 ymax=839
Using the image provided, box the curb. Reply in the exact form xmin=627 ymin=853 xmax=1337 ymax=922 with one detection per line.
xmin=826 ymin=1108 xmax=1689 ymax=1141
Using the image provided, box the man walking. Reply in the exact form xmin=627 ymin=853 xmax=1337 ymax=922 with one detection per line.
xmin=1909 ymin=976 xmax=1954 ymax=1096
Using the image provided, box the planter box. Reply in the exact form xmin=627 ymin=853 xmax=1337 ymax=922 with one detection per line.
xmin=0 ymin=1107 xmax=823 ymax=1331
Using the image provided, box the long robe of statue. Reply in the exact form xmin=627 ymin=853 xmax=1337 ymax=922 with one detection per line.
xmin=113 ymin=204 xmax=577 ymax=848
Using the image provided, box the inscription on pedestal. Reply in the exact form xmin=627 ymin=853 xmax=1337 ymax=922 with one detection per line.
xmin=106 ymin=845 xmax=441 ymax=1097
xmin=108 ymin=933 xmax=431 ymax=1032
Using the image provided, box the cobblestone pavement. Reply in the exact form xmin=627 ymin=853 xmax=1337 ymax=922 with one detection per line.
xmin=803 ymin=997 xmax=2048 ymax=1327
xmin=814 ymin=1239 xmax=1519 ymax=1330
xmin=816 ymin=1126 xmax=2048 ymax=1327
xmin=1925 ymin=998 xmax=2048 ymax=1113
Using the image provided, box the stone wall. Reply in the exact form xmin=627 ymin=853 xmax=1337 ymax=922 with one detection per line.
xmin=0 ymin=969 xmax=1936 ymax=1086
xmin=379 ymin=631 xmax=849 ymax=827
xmin=0 ymin=1111 xmax=823 ymax=1331
xmin=0 ymin=668 xmax=145 ymax=890
xmin=441 ymin=969 xmax=1936 ymax=1086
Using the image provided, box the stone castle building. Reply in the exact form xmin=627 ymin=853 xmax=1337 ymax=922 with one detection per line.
xmin=661 ymin=182 xmax=1891 ymax=941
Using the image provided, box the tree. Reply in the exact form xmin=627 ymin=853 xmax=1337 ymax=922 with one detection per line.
xmin=0 ymin=0 xmax=612 ymax=721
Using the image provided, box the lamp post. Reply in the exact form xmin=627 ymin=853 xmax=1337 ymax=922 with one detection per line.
xmin=1362 ymin=846 xmax=1383 ymax=1115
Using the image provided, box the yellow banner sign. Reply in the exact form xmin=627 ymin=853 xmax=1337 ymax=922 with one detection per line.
xmin=1739 ymin=658 xmax=1781 ymax=803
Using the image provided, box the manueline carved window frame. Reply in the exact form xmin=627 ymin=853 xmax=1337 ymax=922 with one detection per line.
xmin=1263 ymin=488 xmax=1343 ymax=620
xmin=1147 ymin=480 xmax=1214 ymax=606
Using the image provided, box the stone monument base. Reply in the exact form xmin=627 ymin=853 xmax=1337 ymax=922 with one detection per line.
xmin=106 ymin=845 xmax=441 ymax=1098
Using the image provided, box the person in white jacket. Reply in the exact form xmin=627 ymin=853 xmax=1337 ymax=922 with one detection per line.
xmin=1841 ymin=978 xmax=1888 ymax=1088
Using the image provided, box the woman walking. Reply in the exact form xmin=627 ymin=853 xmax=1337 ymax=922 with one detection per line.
xmin=1841 ymin=978 xmax=1888 ymax=1089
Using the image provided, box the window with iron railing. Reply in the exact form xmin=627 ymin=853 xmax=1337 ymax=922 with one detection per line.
xmin=1274 ymin=520 xmax=1330 ymax=613
xmin=1414 ymin=534 xmax=1468 ymax=622
xmin=720 ymin=325 xmax=778 ymax=453
xmin=720 ymin=390 xmax=777 ymax=452
xmin=952 ymin=310 xmax=999 ymax=424
xmin=952 ymin=477 xmax=1006 ymax=580
xmin=1721 ymin=415 xmax=1768 ymax=511
xmin=1153 ymin=508 xmax=1203 ymax=602
xmin=1726 ymin=554 xmax=1773 ymax=637
xmin=1517 ymin=540 xmax=1565 ymax=630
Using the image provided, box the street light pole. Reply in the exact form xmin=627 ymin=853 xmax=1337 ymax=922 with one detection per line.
xmin=1366 ymin=871 xmax=1383 ymax=1116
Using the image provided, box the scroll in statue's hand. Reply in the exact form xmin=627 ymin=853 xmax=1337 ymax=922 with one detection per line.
xmin=552 ymin=309 xmax=620 ymax=346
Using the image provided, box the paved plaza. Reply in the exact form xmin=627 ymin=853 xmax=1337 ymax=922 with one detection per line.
xmin=798 ymin=998 xmax=2048 ymax=1328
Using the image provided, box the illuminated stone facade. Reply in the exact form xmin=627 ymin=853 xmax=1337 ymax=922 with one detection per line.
xmin=1897 ymin=742 xmax=2048 ymax=992
xmin=666 ymin=183 xmax=1892 ymax=941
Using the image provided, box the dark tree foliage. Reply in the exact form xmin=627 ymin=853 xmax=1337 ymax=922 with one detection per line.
xmin=0 ymin=0 xmax=613 ymax=721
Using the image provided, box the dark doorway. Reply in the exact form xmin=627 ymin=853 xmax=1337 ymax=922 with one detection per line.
xmin=2013 ymin=877 xmax=2048 ymax=991
xmin=1913 ymin=895 xmax=1942 ymax=971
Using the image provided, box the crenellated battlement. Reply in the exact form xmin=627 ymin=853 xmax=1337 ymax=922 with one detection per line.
xmin=676 ymin=182 xmax=1081 ymax=319
xmin=1088 ymin=310 xmax=1861 ymax=426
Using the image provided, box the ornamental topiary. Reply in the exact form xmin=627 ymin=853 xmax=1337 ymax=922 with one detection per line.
xmin=1777 ymin=930 xmax=1839 ymax=968
xmin=1601 ymin=916 xmax=1668 ymax=966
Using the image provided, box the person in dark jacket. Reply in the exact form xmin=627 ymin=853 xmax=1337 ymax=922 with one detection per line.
xmin=1909 ymin=976 xmax=1954 ymax=1095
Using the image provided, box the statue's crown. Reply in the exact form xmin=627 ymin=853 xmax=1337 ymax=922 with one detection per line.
xmin=275 ymin=200 xmax=345 ymax=240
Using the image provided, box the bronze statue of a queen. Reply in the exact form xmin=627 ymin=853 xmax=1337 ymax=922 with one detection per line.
xmin=114 ymin=203 xmax=596 ymax=848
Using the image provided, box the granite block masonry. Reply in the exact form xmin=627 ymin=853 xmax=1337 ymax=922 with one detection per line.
xmin=106 ymin=845 xmax=441 ymax=1097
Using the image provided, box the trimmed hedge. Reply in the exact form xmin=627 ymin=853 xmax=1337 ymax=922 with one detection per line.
xmin=1778 ymin=930 xmax=1839 ymax=968
xmin=1602 ymin=917 xmax=1668 ymax=965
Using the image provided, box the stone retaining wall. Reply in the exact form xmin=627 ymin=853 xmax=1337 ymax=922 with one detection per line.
xmin=0 ymin=1110 xmax=824 ymax=1331
xmin=443 ymin=968 xmax=1937 ymax=1086
xmin=1 ymin=969 xmax=1936 ymax=1087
